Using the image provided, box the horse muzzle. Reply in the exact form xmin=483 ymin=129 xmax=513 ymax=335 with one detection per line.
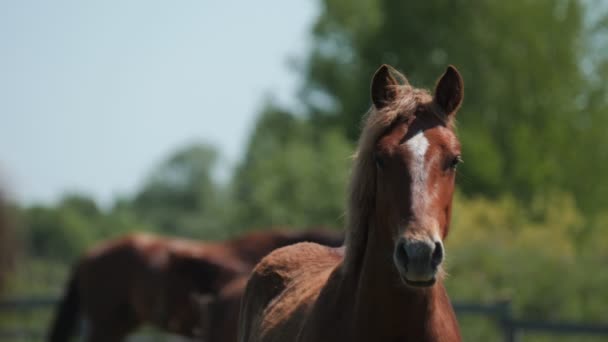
xmin=393 ymin=237 xmax=444 ymax=287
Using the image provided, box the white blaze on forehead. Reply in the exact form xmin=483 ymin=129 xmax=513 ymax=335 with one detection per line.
xmin=406 ymin=130 xmax=429 ymax=188
xmin=405 ymin=130 xmax=441 ymax=241
xmin=405 ymin=130 xmax=439 ymax=237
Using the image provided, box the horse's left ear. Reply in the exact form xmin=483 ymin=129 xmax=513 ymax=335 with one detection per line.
xmin=371 ymin=64 xmax=408 ymax=109
xmin=434 ymin=65 xmax=464 ymax=116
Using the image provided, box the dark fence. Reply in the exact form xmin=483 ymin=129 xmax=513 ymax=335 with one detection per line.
xmin=1 ymin=297 xmax=608 ymax=341
xmin=0 ymin=297 xmax=56 ymax=341
xmin=453 ymin=300 xmax=608 ymax=342
xmin=0 ymin=297 xmax=187 ymax=342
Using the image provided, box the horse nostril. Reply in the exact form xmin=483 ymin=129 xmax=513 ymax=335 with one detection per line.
xmin=395 ymin=241 xmax=409 ymax=271
xmin=431 ymin=241 xmax=443 ymax=268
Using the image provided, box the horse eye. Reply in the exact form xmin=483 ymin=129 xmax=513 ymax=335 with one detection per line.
xmin=448 ymin=155 xmax=462 ymax=170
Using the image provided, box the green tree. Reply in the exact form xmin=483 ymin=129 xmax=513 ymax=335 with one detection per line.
xmin=131 ymin=143 xmax=226 ymax=238
xmin=298 ymin=0 xmax=608 ymax=212
xmin=446 ymin=191 xmax=608 ymax=340
xmin=231 ymin=104 xmax=352 ymax=231
xmin=24 ymin=194 xmax=100 ymax=262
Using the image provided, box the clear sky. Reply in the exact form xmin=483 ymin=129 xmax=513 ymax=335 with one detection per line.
xmin=0 ymin=0 xmax=317 ymax=206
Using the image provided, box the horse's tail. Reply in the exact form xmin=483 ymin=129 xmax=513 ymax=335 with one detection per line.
xmin=48 ymin=270 xmax=80 ymax=342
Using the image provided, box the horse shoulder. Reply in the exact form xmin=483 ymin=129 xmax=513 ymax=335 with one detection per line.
xmin=238 ymin=248 xmax=288 ymax=342
xmin=239 ymin=243 xmax=342 ymax=342
xmin=249 ymin=242 xmax=340 ymax=293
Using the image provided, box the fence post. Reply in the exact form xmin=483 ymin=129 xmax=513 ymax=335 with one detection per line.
xmin=497 ymin=299 xmax=519 ymax=342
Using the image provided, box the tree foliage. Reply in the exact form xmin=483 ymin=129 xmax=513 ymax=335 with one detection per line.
xmin=447 ymin=191 xmax=608 ymax=340
xmin=6 ymin=2 xmax=608 ymax=340
xmin=131 ymin=143 xmax=226 ymax=238
xmin=230 ymin=105 xmax=352 ymax=231
xmin=299 ymin=0 xmax=608 ymax=212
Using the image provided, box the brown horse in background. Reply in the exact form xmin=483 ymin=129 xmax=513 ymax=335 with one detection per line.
xmin=238 ymin=65 xmax=464 ymax=342
xmin=0 ymin=189 xmax=14 ymax=293
xmin=48 ymin=228 xmax=343 ymax=342
xmin=194 ymin=274 xmax=250 ymax=342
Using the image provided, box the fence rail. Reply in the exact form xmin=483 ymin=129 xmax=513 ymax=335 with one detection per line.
xmin=453 ymin=300 xmax=608 ymax=342
xmin=1 ymin=297 xmax=608 ymax=341
xmin=0 ymin=297 xmax=58 ymax=310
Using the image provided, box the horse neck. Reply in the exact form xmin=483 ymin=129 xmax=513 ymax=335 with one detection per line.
xmin=342 ymin=220 xmax=456 ymax=340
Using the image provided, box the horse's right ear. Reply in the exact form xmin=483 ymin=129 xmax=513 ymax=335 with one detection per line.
xmin=434 ymin=65 xmax=464 ymax=116
xmin=371 ymin=64 xmax=403 ymax=109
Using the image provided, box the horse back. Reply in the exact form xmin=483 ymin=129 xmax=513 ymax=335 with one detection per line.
xmin=238 ymin=242 xmax=343 ymax=342
xmin=75 ymin=234 xmax=176 ymax=324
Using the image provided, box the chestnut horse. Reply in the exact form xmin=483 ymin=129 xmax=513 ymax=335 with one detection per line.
xmin=238 ymin=65 xmax=464 ymax=342
xmin=195 ymin=274 xmax=250 ymax=342
xmin=47 ymin=228 xmax=343 ymax=342
xmin=0 ymin=190 xmax=13 ymax=293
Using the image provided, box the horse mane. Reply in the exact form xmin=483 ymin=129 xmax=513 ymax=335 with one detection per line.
xmin=344 ymin=84 xmax=433 ymax=270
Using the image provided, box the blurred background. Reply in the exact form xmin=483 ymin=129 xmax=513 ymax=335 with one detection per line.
xmin=1 ymin=0 xmax=608 ymax=341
